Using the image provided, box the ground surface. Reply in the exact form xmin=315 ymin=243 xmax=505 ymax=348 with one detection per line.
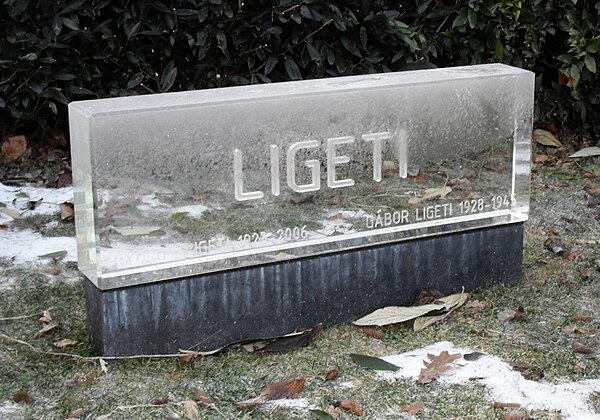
xmin=0 ymin=136 xmax=599 ymax=419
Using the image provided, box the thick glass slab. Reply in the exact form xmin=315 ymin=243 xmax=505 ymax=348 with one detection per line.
xmin=69 ymin=64 xmax=534 ymax=290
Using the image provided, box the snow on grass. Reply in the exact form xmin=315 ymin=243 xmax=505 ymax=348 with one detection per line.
xmin=0 ymin=182 xmax=73 ymax=221
xmin=379 ymin=341 xmax=600 ymax=419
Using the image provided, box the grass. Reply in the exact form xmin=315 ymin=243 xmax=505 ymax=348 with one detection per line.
xmin=1 ymin=148 xmax=599 ymax=419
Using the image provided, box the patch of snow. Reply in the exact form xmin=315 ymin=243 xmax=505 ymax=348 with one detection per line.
xmin=379 ymin=341 xmax=600 ymax=419
xmin=170 ymin=204 xmax=209 ymax=217
xmin=337 ymin=380 xmax=355 ymax=389
xmin=0 ymin=182 xmax=73 ymax=222
xmin=0 ymin=229 xmax=76 ymax=264
xmin=264 ymin=398 xmax=317 ymax=410
xmin=0 ymin=400 xmax=24 ymax=419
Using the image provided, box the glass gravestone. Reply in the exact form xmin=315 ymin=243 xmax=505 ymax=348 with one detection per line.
xmin=70 ymin=64 xmax=533 ymax=355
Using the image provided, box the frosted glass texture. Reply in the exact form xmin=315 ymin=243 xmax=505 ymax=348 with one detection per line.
xmin=69 ymin=64 xmax=533 ymax=290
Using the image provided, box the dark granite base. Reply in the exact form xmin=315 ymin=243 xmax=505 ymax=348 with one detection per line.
xmin=86 ymin=223 xmax=524 ymax=356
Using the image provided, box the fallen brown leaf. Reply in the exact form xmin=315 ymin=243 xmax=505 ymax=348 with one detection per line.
xmin=584 ymin=184 xmax=600 ymax=195
xmin=571 ymin=315 xmax=591 ymax=322
xmin=179 ymin=353 xmax=195 ymax=364
xmin=60 ymin=202 xmax=74 ymax=220
xmin=533 ymin=154 xmax=549 ymax=163
xmin=194 ymin=388 xmax=215 ymax=407
xmin=56 ymin=170 xmax=73 ymax=188
xmin=464 ymin=300 xmax=489 ymax=314
xmin=497 ymin=309 xmax=517 ymax=322
xmin=493 ymin=402 xmax=521 ymax=408
xmin=510 ymin=361 xmax=544 ymax=381
xmin=565 ymin=249 xmax=580 ymax=261
xmin=325 ymin=405 xmax=341 ymax=418
xmin=503 ymin=413 xmax=525 ymax=420
xmin=169 ymin=372 xmax=186 ymax=381
xmin=47 ymin=266 xmax=62 ymax=276
xmin=341 ymin=399 xmax=364 ymax=416
xmin=581 ymin=267 xmax=592 ymax=279
xmin=546 ymin=227 xmax=560 ymax=236
xmin=562 ymin=325 xmax=579 ymax=335
xmin=252 ymin=324 xmax=322 ymax=353
xmin=399 ymin=400 xmax=425 ymax=414
xmin=191 ymin=192 xmax=210 ymax=201
xmin=183 ymin=400 xmax=199 ymax=420
xmin=358 ymin=327 xmax=385 ymax=340
xmin=418 ymin=351 xmax=461 ymax=384
xmin=328 ymin=212 xmax=343 ymax=221
xmin=572 ymin=340 xmax=594 ymax=354
xmin=324 ymin=368 xmax=339 ymax=381
xmin=35 ymin=322 xmax=57 ymax=337
xmin=413 ymin=288 xmax=445 ymax=305
xmin=66 ymin=408 xmax=84 ymax=418
xmin=544 ymin=238 xmax=565 ymax=254
xmin=152 ymin=396 xmax=169 ymax=405
xmin=533 ymin=129 xmax=562 ymax=147
xmin=39 ymin=310 xmax=52 ymax=324
xmin=290 ymin=194 xmax=315 ymax=204
xmin=54 ymin=338 xmax=77 ymax=348
xmin=2 ymin=135 xmax=27 ymax=160
xmin=12 ymin=389 xmax=33 ymax=404
xmin=237 ymin=377 xmax=305 ymax=407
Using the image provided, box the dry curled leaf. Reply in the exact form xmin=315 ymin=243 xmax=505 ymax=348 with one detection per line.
xmin=465 ymin=300 xmax=489 ymax=314
xmin=2 ymin=135 xmax=27 ymax=160
xmin=66 ymin=408 xmax=84 ymax=418
xmin=169 ymin=372 xmax=185 ymax=381
xmin=179 ymin=352 xmax=195 ymax=364
xmin=546 ymin=227 xmax=560 ymax=236
xmin=533 ymin=154 xmax=549 ymax=163
xmin=39 ymin=310 xmax=52 ymax=324
xmin=325 ymin=405 xmax=341 ymax=418
xmin=60 ymin=202 xmax=74 ymax=220
xmin=418 ymin=351 xmax=461 ymax=384
xmin=35 ymin=322 xmax=57 ymax=337
xmin=12 ymin=389 xmax=33 ymax=404
xmin=194 ymin=388 xmax=215 ymax=407
xmin=183 ymin=400 xmax=199 ymax=420
xmin=152 ymin=395 xmax=169 ymax=405
xmin=493 ymin=402 xmax=521 ymax=408
xmin=341 ymin=399 xmax=364 ymax=416
xmin=510 ymin=361 xmax=544 ymax=381
xmin=357 ymin=327 xmax=385 ymax=340
xmin=571 ymin=315 xmax=591 ymax=322
xmin=47 ymin=266 xmax=62 ymax=276
xmin=533 ymin=129 xmax=562 ymax=147
xmin=237 ymin=377 xmax=305 ymax=407
xmin=399 ymin=400 xmax=425 ymax=414
xmin=324 ymin=368 xmax=339 ymax=381
xmin=572 ymin=341 xmax=594 ymax=354
xmin=54 ymin=338 xmax=77 ymax=348
xmin=562 ymin=324 xmax=579 ymax=335
xmin=413 ymin=288 xmax=445 ymax=305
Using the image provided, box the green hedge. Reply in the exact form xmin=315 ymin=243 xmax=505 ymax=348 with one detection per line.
xmin=1 ymin=0 xmax=599 ymax=141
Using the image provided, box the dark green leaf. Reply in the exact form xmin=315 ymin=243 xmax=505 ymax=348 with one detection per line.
xmin=350 ymin=354 xmax=400 ymax=371
xmin=341 ymin=37 xmax=362 ymax=57
xmin=59 ymin=0 xmax=87 ymax=15
xmin=585 ymin=55 xmax=596 ymax=73
xmin=264 ymin=55 xmax=278 ymax=75
xmin=215 ymin=31 xmax=227 ymax=54
xmin=38 ymin=250 xmax=68 ymax=259
xmin=160 ymin=61 xmax=178 ymax=92
xmin=20 ymin=53 xmax=38 ymax=62
xmin=306 ymin=42 xmax=320 ymax=61
xmin=284 ymin=57 xmax=302 ymax=80
xmin=51 ymin=16 xmax=63 ymax=36
xmin=61 ymin=17 xmax=79 ymax=30
xmin=50 ymin=88 xmax=69 ymax=105
xmin=171 ymin=212 xmax=189 ymax=222
xmin=452 ymin=10 xmax=468 ymax=27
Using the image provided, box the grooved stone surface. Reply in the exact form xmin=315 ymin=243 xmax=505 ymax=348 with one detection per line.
xmin=86 ymin=224 xmax=524 ymax=356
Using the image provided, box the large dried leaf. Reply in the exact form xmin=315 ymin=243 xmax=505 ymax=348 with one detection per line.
xmin=413 ymin=292 xmax=469 ymax=332
xmin=54 ymin=338 xmax=77 ymax=348
xmin=355 ymin=291 xmax=467 ymax=327
xmin=2 ymin=135 xmax=27 ymax=160
xmin=35 ymin=322 xmax=57 ymax=337
xmin=418 ymin=351 xmax=461 ymax=384
xmin=354 ymin=303 xmax=447 ymax=326
xmin=237 ymin=377 xmax=305 ymax=407
xmin=570 ymin=146 xmax=600 ymax=158
xmin=533 ymin=129 xmax=562 ymax=147
xmin=349 ymin=354 xmax=399 ymax=371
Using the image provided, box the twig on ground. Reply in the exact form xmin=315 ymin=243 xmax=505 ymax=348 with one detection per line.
xmin=0 ymin=333 xmax=209 ymax=361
